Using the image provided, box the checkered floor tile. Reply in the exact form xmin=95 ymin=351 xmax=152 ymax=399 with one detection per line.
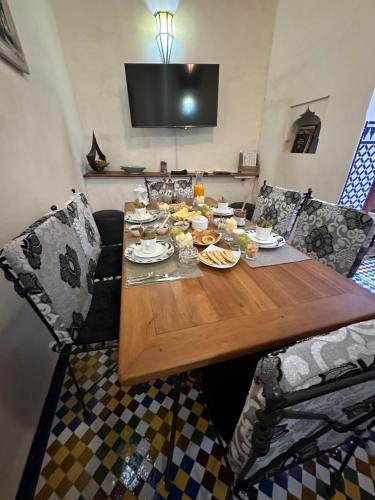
xmin=34 ymin=260 xmax=375 ymax=499
xmin=353 ymin=258 xmax=375 ymax=294
xmin=34 ymin=348 xmax=375 ymax=499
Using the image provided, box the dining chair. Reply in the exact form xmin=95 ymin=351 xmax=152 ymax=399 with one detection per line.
xmin=144 ymin=177 xmax=193 ymax=202
xmin=229 ymin=202 xmax=255 ymax=221
xmin=289 ymin=197 xmax=375 ymax=277
xmin=144 ymin=178 xmax=166 ymax=202
xmin=252 ymin=181 xmax=305 ymax=238
xmin=0 ymin=201 xmax=121 ymax=418
xmin=201 ymin=320 xmax=375 ymax=498
xmin=68 ymin=190 xmax=123 ymax=281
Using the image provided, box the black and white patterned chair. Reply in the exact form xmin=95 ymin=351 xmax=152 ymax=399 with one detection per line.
xmin=289 ymin=198 xmax=375 ymax=277
xmin=173 ymin=178 xmax=193 ymax=200
xmin=145 ymin=177 xmax=193 ymax=202
xmin=252 ymin=182 xmax=304 ymax=238
xmin=0 ymin=196 xmax=121 ymax=417
xmin=67 ymin=191 xmax=123 ymax=280
xmin=203 ymin=320 xmax=375 ymax=498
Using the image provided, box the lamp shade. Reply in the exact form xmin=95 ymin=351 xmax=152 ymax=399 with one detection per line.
xmin=154 ymin=10 xmax=174 ymax=64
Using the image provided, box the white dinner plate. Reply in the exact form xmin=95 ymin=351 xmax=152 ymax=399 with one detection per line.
xmin=198 ymin=244 xmax=240 ymax=269
xmin=246 ymin=230 xmax=286 ymax=249
xmin=124 ymin=212 xmax=158 ymax=224
xmin=124 ymin=240 xmax=174 ymax=264
xmin=133 ymin=242 xmax=165 ymax=259
xmin=212 ymin=207 xmax=234 ymax=216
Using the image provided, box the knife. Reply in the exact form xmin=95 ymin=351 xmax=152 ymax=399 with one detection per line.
xmin=126 ymin=275 xmax=181 ymax=287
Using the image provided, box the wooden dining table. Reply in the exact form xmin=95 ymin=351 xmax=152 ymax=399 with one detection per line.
xmin=119 ymin=200 xmax=375 ymax=387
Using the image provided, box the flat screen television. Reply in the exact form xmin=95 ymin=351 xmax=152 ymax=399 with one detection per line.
xmin=124 ymin=63 xmax=219 ymax=128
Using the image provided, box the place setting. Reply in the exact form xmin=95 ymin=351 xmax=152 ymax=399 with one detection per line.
xmin=124 ymin=201 xmax=158 ymax=225
xmin=124 ymin=225 xmax=203 ymax=287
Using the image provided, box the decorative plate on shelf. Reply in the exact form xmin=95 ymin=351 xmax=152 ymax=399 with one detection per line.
xmin=120 ymin=166 xmax=146 ymax=174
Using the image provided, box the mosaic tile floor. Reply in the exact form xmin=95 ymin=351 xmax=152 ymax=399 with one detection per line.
xmin=353 ymin=258 xmax=375 ymax=294
xmin=33 ymin=259 xmax=375 ymax=499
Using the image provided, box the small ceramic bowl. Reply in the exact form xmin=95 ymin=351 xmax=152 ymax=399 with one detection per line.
xmin=192 ymin=215 xmax=208 ymax=230
xmin=129 ymin=225 xmax=141 ymax=237
xmin=156 ymin=224 xmax=170 ymax=235
xmin=174 ymin=221 xmax=189 ymax=231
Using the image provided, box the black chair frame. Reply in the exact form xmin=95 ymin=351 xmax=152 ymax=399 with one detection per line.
xmin=204 ymin=356 xmax=375 ymax=498
xmin=0 ymin=250 xmax=118 ymax=419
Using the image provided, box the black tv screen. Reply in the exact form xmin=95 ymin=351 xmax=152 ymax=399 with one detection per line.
xmin=125 ymin=63 xmax=219 ymax=128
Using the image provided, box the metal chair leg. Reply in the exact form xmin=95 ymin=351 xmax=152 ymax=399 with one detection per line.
xmin=67 ymin=360 xmax=90 ymax=419
xmin=327 ymin=437 xmax=360 ymax=497
xmin=165 ymin=373 xmax=183 ymax=491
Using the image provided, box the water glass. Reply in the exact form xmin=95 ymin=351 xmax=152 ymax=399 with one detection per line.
xmin=178 ymin=246 xmax=198 ymax=264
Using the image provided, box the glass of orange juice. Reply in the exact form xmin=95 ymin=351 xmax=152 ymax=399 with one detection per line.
xmin=194 ymin=171 xmax=205 ymax=197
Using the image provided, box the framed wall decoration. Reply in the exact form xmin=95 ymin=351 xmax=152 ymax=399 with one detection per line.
xmin=0 ymin=0 xmax=29 ymax=73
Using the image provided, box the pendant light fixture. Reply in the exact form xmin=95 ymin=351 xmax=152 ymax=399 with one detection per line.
xmin=154 ymin=10 xmax=174 ymax=64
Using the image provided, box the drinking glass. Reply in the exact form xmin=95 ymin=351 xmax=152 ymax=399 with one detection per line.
xmin=178 ymin=246 xmax=198 ymax=264
xmin=245 ymin=242 xmax=259 ymax=260
xmin=194 ymin=171 xmax=205 ymax=197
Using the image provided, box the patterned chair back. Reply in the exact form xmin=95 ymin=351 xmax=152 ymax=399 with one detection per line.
xmin=289 ymin=198 xmax=375 ymax=277
xmin=228 ymin=320 xmax=375 ymax=491
xmin=65 ymin=192 xmax=101 ymax=265
xmin=145 ymin=177 xmax=193 ymax=202
xmin=1 ymin=206 xmax=95 ymax=345
xmin=252 ymin=183 xmax=302 ymax=238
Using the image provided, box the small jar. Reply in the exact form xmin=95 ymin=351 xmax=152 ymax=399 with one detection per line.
xmin=234 ymin=208 xmax=247 ymax=227
xmin=192 ymin=215 xmax=208 ymax=230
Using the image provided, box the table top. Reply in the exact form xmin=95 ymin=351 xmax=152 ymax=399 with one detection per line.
xmin=118 ymin=202 xmax=375 ymax=386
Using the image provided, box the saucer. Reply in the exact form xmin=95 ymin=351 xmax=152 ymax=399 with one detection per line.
xmin=246 ymin=230 xmax=286 ymax=249
xmin=124 ymin=240 xmax=174 ymax=264
xmin=124 ymin=212 xmax=158 ymax=224
xmin=133 ymin=242 xmax=164 ymax=258
xmin=131 ymin=211 xmax=152 ymax=221
xmin=247 ymin=231 xmax=278 ymax=245
xmin=212 ymin=207 xmax=234 ymax=216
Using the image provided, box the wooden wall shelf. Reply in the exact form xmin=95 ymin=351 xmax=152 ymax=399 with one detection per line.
xmin=84 ymin=170 xmax=258 ymax=179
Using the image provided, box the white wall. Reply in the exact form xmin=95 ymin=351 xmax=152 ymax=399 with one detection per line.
xmin=0 ymin=1 xmax=85 ymax=497
xmin=51 ymin=0 xmax=277 ymax=174
xmin=258 ymin=0 xmax=375 ymax=202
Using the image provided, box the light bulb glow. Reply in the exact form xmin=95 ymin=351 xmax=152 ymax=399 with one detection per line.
xmin=182 ymin=95 xmax=196 ymax=115
xmin=154 ymin=10 xmax=174 ymax=64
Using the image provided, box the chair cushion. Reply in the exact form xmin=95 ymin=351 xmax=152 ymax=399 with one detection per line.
xmin=65 ymin=193 xmax=101 ymax=265
xmin=3 ymin=208 xmax=94 ymax=344
xmin=74 ymin=279 xmax=121 ymax=345
xmin=93 ymin=210 xmax=124 ymax=245
xmin=289 ymin=199 xmax=375 ymax=277
xmin=252 ymin=184 xmax=302 ymax=238
xmin=95 ymin=245 xmax=123 ymax=280
xmin=228 ymin=320 xmax=375 ymax=482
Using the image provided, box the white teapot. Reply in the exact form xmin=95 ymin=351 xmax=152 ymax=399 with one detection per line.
xmin=133 ymin=184 xmax=148 ymax=205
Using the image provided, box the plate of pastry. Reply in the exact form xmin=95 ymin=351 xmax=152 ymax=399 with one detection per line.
xmin=198 ymin=245 xmax=240 ymax=269
xmin=192 ymin=229 xmax=221 ymax=246
xmin=172 ymin=207 xmax=201 ymax=222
